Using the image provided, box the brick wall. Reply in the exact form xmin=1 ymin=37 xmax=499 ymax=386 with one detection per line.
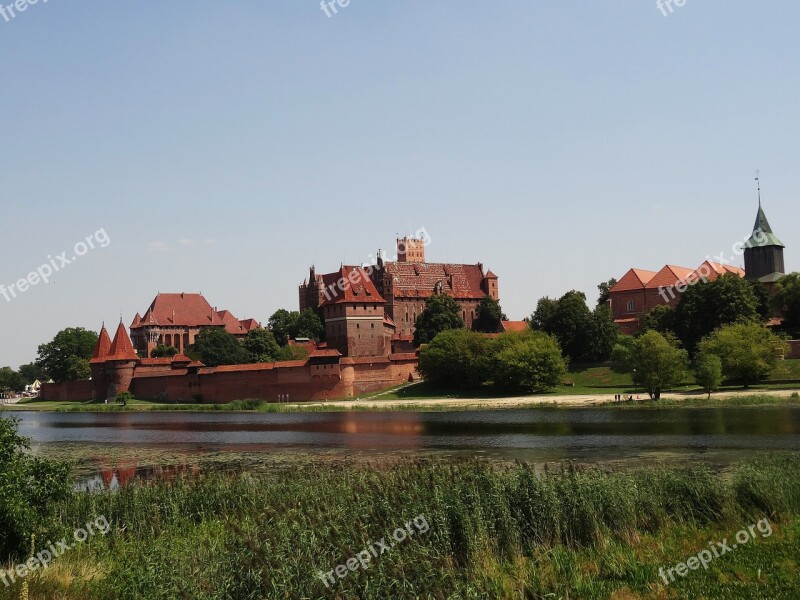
xmin=40 ymin=380 xmax=93 ymax=401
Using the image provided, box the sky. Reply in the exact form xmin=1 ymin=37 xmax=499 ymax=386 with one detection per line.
xmin=1 ymin=0 xmax=798 ymax=369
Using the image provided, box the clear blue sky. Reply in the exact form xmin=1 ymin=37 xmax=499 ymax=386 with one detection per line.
xmin=1 ymin=1 xmax=798 ymax=369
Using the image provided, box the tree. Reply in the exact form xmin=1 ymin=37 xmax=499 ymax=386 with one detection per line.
xmin=698 ymin=322 xmax=783 ymax=387
xmin=151 ymin=345 xmax=179 ymax=358
xmin=276 ymin=345 xmax=310 ymax=362
xmin=192 ymin=328 xmax=250 ymax=367
xmin=491 ymin=331 xmax=567 ymax=392
xmin=597 ymin=278 xmax=618 ymax=306
xmin=0 ymin=415 xmax=71 ymax=560
xmin=268 ymin=309 xmax=298 ymax=346
xmin=587 ymin=305 xmax=617 ymax=362
xmin=530 ymin=297 xmax=558 ymax=331
xmin=413 ymin=294 xmax=465 ymax=346
xmin=243 ymin=328 xmax=281 ymax=363
xmin=35 ymin=328 xmax=98 ymax=383
xmin=695 ymin=353 xmax=723 ymax=399
xmin=672 ymin=274 xmax=762 ymax=353
xmin=17 ymin=363 xmax=44 ymax=385
xmin=473 ymin=295 xmax=506 ymax=333
xmin=776 ymin=273 xmax=800 ymax=333
xmin=294 ymin=308 xmax=325 ymax=341
xmin=643 ymin=304 xmax=675 ymax=335
xmin=0 ymin=368 xmax=24 ymax=392
xmin=629 ymin=331 xmax=689 ymax=399
xmin=417 ymin=329 xmax=491 ymax=389
xmin=532 ymin=291 xmax=593 ymax=362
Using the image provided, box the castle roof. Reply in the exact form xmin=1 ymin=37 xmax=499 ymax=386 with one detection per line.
xmin=131 ymin=293 xmax=256 ymax=335
xmin=383 ymin=262 xmax=489 ymax=300
xmin=690 ymin=261 xmax=745 ymax=283
xmin=108 ymin=322 xmax=139 ymax=361
xmin=500 ymin=320 xmax=529 ymax=332
xmin=745 ymin=204 xmax=784 ymax=249
xmin=609 ymin=268 xmax=658 ymax=293
xmin=320 ymin=267 xmax=386 ymax=305
xmin=89 ymin=325 xmax=112 ymax=364
xmin=645 ymin=265 xmax=696 ymax=290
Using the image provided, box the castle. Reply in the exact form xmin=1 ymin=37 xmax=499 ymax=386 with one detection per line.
xmin=42 ymin=237 xmax=499 ymax=404
xmin=609 ymin=199 xmax=786 ymax=334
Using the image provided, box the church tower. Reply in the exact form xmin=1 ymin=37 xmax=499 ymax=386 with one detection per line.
xmin=744 ymin=178 xmax=785 ymax=283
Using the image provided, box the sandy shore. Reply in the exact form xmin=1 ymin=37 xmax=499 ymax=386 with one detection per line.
xmin=285 ymin=387 xmax=800 ymax=411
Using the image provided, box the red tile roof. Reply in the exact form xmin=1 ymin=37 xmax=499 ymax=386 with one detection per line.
xmin=644 ymin=265 xmax=696 ymax=290
xmin=320 ymin=267 xmax=386 ymax=305
xmin=108 ymin=322 xmax=139 ymax=361
xmin=383 ymin=262 xmax=489 ymax=300
xmin=131 ymin=293 xmax=256 ymax=335
xmin=500 ymin=320 xmax=529 ymax=332
xmin=689 ymin=261 xmax=745 ymax=283
xmin=90 ymin=326 xmax=112 ymax=363
xmin=610 ymin=269 xmax=658 ymax=293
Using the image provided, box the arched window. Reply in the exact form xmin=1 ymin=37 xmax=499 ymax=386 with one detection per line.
xmin=627 ymin=300 xmax=635 ymax=312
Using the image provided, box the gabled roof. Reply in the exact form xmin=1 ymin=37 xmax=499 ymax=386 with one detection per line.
xmin=610 ymin=269 xmax=658 ymax=293
xmin=690 ymin=261 xmax=745 ymax=283
xmin=644 ymin=265 xmax=696 ymax=290
xmin=500 ymin=320 xmax=529 ymax=332
xmin=108 ymin=322 xmax=139 ymax=361
xmin=131 ymin=293 xmax=256 ymax=335
xmin=89 ymin=326 xmax=112 ymax=364
xmin=321 ymin=266 xmax=386 ymax=305
xmin=382 ymin=262 xmax=489 ymax=300
xmin=745 ymin=204 xmax=784 ymax=248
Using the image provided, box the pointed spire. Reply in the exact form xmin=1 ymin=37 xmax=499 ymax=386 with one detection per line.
xmin=745 ymin=174 xmax=784 ymax=249
xmin=90 ymin=325 xmax=112 ymax=363
xmin=108 ymin=321 xmax=139 ymax=361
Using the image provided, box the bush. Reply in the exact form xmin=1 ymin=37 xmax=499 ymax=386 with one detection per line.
xmin=491 ymin=331 xmax=567 ymax=392
xmin=116 ymin=391 xmax=134 ymax=405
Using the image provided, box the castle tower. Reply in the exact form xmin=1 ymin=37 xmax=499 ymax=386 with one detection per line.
xmin=102 ymin=321 xmax=140 ymax=401
xmin=89 ymin=324 xmax=112 ymax=402
xmin=396 ymin=236 xmax=426 ymax=263
xmin=744 ymin=183 xmax=785 ymax=283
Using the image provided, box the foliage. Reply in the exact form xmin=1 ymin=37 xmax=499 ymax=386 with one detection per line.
xmin=413 ymin=293 xmax=465 ymax=346
xmin=116 ymin=391 xmax=134 ymax=406
xmin=0 ymin=414 xmax=72 ymax=561
xmin=695 ymin=353 xmax=723 ymax=399
xmin=17 ymin=363 xmax=44 ymax=385
xmin=776 ymin=273 xmax=800 ymax=333
xmin=268 ymin=309 xmax=325 ymax=345
xmin=242 ymin=328 xmax=281 ymax=363
xmin=698 ymin=322 xmax=784 ymax=387
xmin=276 ymin=345 xmax=309 ymax=362
xmin=531 ymin=291 xmax=615 ymax=362
xmin=610 ymin=335 xmax=636 ymax=373
xmin=596 ymin=278 xmax=617 ymax=306
xmin=472 ymin=295 xmax=506 ymax=333
xmin=491 ymin=331 xmax=567 ymax=392
xmin=628 ymin=331 xmax=689 ymax=399
xmin=672 ymin=274 xmax=762 ymax=352
xmin=150 ymin=345 xmax=179 ymax=358
xmin=0 ymin=367 xmax=24 ymax=393
xmin=417 ymin=329 xmax=492 ymax=389
xmin=35 ymin=327 xmax=98 ymax=383
xmin=642 ymin=304 xmax=675 ymax=335
xmin=192 ymin=328 xmax=250 ymax=367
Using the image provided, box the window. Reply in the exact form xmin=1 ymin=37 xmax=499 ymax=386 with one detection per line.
xmin=627 ymin=300 xmax=635 ymax=312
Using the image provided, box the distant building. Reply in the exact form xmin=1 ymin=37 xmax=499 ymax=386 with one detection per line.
xmin=129 ymin=293 xmax=259 ymax=357
xmin=744 ymin=201 xmax=785 ymax=287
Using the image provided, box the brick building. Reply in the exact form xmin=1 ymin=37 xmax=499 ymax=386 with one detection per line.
xmin=299 ymin=236 xmax=500 ymax=353
xmin=129 ymin=293 xmax=259 ymax=357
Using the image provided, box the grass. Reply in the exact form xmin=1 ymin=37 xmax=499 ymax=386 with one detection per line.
xmin=2 ymin=453 xmax=800 ymax=599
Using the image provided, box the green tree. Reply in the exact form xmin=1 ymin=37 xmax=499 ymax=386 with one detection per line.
xmin=0 ymin=368 xmax=24 ymax=392
xmin=629 ymin=331 xmax=689 ymax=399
xmin=150 ymin=345 xmax=179 ymax=358
xmin=532 ymin=291 xmax=593 ymax=362
xmin=294 ymin=308 xmax=325 ymax=341
xmin=413 ymin=294 xmax=465 ymax=346
xmin=672 ymin=274 xmax=762 ymax=352
xmin=0 ymin=415 xmax=72 ymax=560
xmin=417 ymin=329 xmax=491 ymax=389
xmin=35 ymin=327 xmax=98 ymax=383
xmin=268 ymin=309 xmax=298 ymax=346
xmin=776 ymin=273 xmax=800 ymax=333
xmin=530 ymin=297 xmax=558 ymax=331
xmin=643 ymin=304 xmax=675 ymax=335
xmin=192 ymin=328 xmax=250 ymax=367
xmin=695 ymin=353 xmax=723 ymax=399
xmin=587 ymin=305 xmax=617 ymax=362
xmin=491 ymin=331 xmax=567 ymax=392
xmin=698 ymin=322 xmax=783 ymax=387
xmin=610 ymin=335 xmax=636 ymax=373
xmin=276 ymin=345 xmax=310 ymax=362
xmin=597 ymin=278 xmax=618 ymax=306
xmin=473 ymin=295 xmax=506 ymax=333
xmin=243 ymin=328 xmax=281 ymax=363
xmin=17 ymin=363 xmax=44 ymax=385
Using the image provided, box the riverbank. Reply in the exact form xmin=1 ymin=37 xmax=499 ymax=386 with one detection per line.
xmin=1 ymin=454 xmax=799 ymax=599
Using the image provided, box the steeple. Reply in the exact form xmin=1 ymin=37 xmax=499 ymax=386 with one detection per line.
xmin=744 ymin=175 xmax=786 ymax=282
xmin=90 ymin=324 xmax=112 ymax=363
xmin=108 ymin=321 xmax=139 ymax=361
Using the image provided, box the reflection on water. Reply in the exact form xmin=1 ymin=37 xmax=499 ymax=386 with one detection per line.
xmin=11 ymin=406 xmax=800 ymax=480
